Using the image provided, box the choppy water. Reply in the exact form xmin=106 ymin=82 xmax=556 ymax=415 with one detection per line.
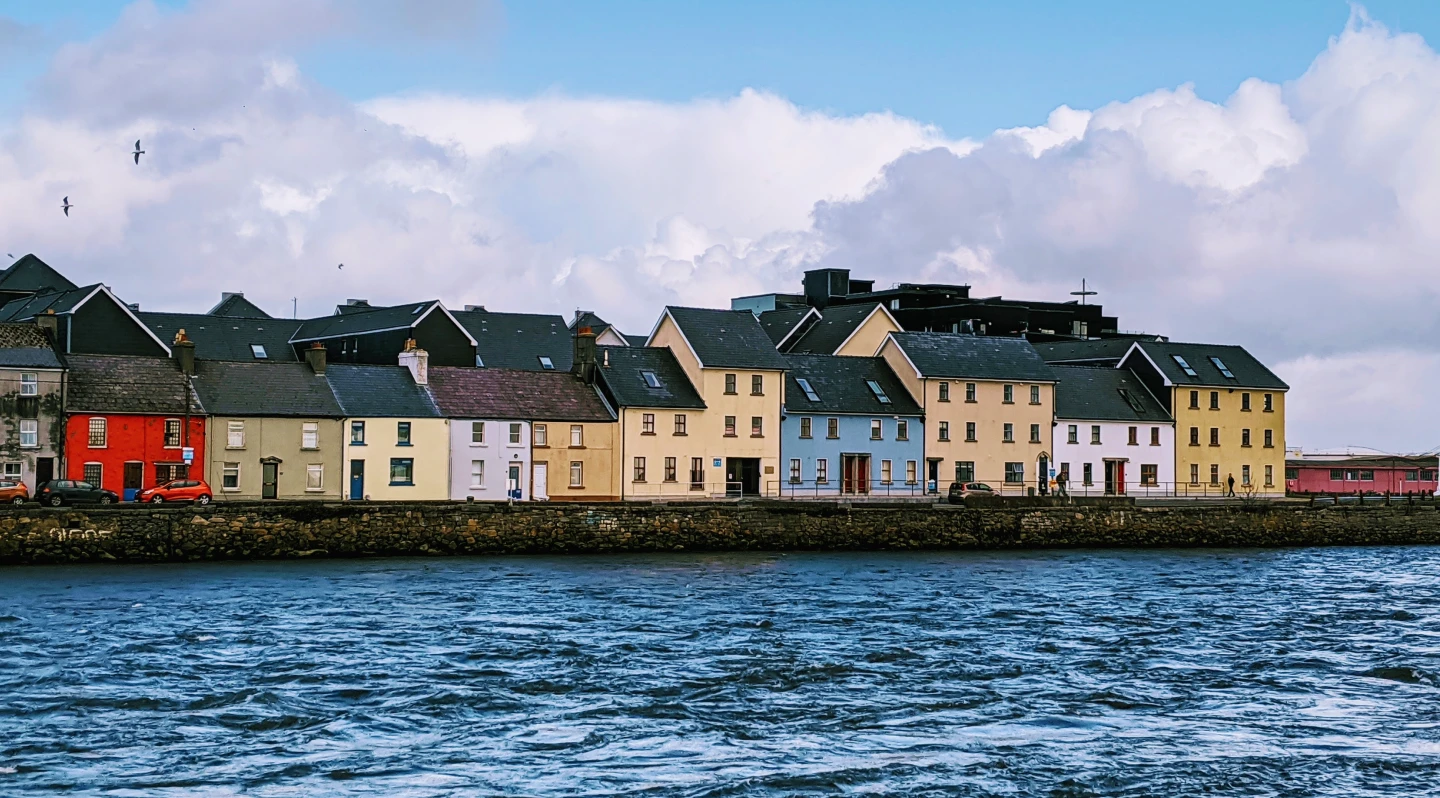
xmin=2 ymin=549 xmax=1439 ymax=796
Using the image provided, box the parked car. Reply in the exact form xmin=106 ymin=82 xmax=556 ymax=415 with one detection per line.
xmin=947 ymin=482 xmax=997 ymax=505
xmin=0 ymin=480 xmax=28 ymax=505
xmin=137 ymin=479 xmax=213 ymax=505
xmin=36 ymin=480 xmax=119 ymax=506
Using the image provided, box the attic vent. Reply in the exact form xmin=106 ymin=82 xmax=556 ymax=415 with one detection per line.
xmin=1171 ymin=354 xmax=1198 ymax=377
xmin=865 ymin=379 xmax=891 ymax=404
xmin=1209 ymin=356 xmax=1236 ymax=379
xmin=641 ymin=370 xmax=662 ymax=388
xmin=796 ymin=378 xmax=820 ymax=402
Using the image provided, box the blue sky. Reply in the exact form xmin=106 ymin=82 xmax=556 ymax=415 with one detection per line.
xmin=3 ymin=1 xmax=1438 ymax=136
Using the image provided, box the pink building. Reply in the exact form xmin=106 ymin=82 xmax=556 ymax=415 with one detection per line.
xmin=1286 ymin=455 xmax=1438 ymax=496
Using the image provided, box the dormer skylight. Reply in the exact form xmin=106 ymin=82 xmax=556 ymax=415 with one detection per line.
xmin=412 ymin=304 xmax=426 ymax=314
xmin=1171 ymin=354 xmax=1198 ymax=377
xmin=538 ymin=356 xmax=555 ymax=370
xmin=1209 ymin=356 xmax=1235 ymax=379
xmin=251 ymin=344 xmax=267 ymax=359
xmin=865 ymin=379 xmax=891 ymax=404
xmin=796 ymin=377 xmax=820 ymax=401
xmin=642 ymin=370 xmax=662 ymax=388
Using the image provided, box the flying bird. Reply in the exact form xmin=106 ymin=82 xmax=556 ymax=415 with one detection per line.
xmin=133 ymin=140 xmax=145 ymax=165
xmin=62 ymin=197 xmax=73 ymax=217
xmin=338 ymin=263 xmax=344 ymax=270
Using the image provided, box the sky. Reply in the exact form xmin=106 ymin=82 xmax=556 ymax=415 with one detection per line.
xmin=0 ymin=0 xmax=1438 ymax=453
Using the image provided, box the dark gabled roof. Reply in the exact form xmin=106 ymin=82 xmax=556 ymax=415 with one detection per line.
xmin=786 ymin=303 xmax=885 ymax=355
xmin=1052 ymin=365 xmax=1172 ymax=422
xmin=887 ymin=332 xmax=1056 ymax=382
xmin=758 ymin=307 xmax=814 ymax=346
xmin=453 ymin=309 xmax=573 ymax=371
xmin=783 ymin=355 xmax=922 ymax=416
xmin=1034 ymin=338 xmax=1152 ymax=364
xmin=207 ymin=293 xmax=272 ymax=319
xmin=141 ymin=312 xmax=302 ymax=362
xmin=1124 ymin=341 xmax=1288 ymax=390
xmin=0 ymin=323 xmax=63 ymax=368
xmin=0 ymin=284 xmax=98 ymax=321
xmin=623 ymin=334 xmax=647 ymax=347
xmin=0 ymin=255 xmax=78 ymax=294
xmin=569 ymin=311 xmax=613 ymax=335
xmin=66 ymin=355 xmax=202 ymax=414
xmin=190 ymin=361 xmax=343 ymax=417
xmin=662 ymin=306 xmax=791 ymax=370
xmin=326 ymin=364 xmax=440 ymax=418
xmin=595 ymin=346 xmax=705 ymax=409
xmin=428 ymin=367 xmax=614 ymax=422
xmin=291 ymin=300 xmax=450 ymax=342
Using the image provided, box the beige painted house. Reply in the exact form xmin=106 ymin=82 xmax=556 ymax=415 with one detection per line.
xmin=331 ymin=353 xmax=448 ymax=501
xmin=594 ymin=345 xmax=710 ymax=499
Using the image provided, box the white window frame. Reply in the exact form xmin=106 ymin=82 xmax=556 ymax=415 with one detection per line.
xmin=570 ymin=425 xmax=583 ymax=447
xmin=163 ymin=418 xmax=182 ymax=448
xmin=471 ymin=421 xmax=486 ymax=445
xmin=305 ymin=463 xmax=324 ymax=491
xmin=83 ymin=462 xmax=103 ymax=486
xmin=570 ymin=461 xmax=583 ymax=487
xmin=227 ymin=420 xmax=245 ymax=449
xmin=534 ymin=423 xmax=548 ymax=446
xmin=222 ymin=462 xmax=241 ymax=491
xmin=470 ymin=460 xmax=485 ymax=488
xmin=301 ymin=422 xmax=319 ymax=450
xmin=508 ymin=423 xmax=523 ymax=446
xmin=18 ymin=419 xmax=37 ymax=449
xmin=789 ymin=459 xmax=801 ymax=484
xmin=19 ymin=372 xmax=37 ymax=396
xmin=881 ymin=459 xmax=892 ymax=485
xmin=88 ymin=417 xmax=107 ymax=448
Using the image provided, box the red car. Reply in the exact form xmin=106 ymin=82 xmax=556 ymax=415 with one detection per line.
xmin=0 ymin=480 xmax=28 ymax=505
xmin=137 ymin=479 xmax=213 ymax=505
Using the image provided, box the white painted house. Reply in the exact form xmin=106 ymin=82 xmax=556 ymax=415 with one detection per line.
xmin=1052 ymin=365 xmax=1175 ymax=496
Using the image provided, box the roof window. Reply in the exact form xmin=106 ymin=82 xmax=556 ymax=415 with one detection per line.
xmin=1209 ymin=356 xmax=1235 ymax=379
xmin=641 ymin=370 xmax=662 ymax=388
xmin=865 ymin=379 xmax=891 ymax=404
xmin=796 ymin=377 xmax=820 ymax=402
xmin=250 ymin=344 xmax=267 ymax=359
xmin=538 ymin=356 xmax=555 ymax=370
xmin=1117 ymin=388 xmax=1146 ymax=414
xmin=412 ymin=304 xmax=426 ymax=314
xmin=1171 ymin=354 xmax=1198 ymax=377
xmin=475 ymin=355 xmax=485 ymax=367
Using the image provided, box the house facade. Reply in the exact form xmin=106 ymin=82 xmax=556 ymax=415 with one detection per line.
xmin=0 ymin=323 xmax=65 ymax=490
xmin=594 ymin=344 xmax=712 ymax=499
xmin=331 ymin=353 xmax=447 ymax=501
xmin=1051 ymin=365 xmax=1175 ymax=496
xmin=1285 ymin=455 xmax=1438 ymax=496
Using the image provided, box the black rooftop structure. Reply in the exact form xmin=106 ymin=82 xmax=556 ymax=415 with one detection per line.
xmin=1051 ymin=365 xmax=1172 ymax=422
xmin=142 ymin=312 xmax=301 ymax=362
xmin=326 ymin=364 xmax=440 ymax=417
xmin=660 ymin=306 xmax=791 ymax=371
xmin=885 ymin=331 xmax=1056 ymax=383
xmin=0 ymin=255 xmax=78 ymax=306
xmin=1120 ymin=341 xmax=1288 ymax=390
xmin=757 ymin=307 xmax=817 ymax=347
xmin=1035 ymin=337 xmax=1164 ymax=365
xmin=0 ymin=284 xmax=169 ymax=358
xmin=594 ymin=346 xmax=705 ymax=409
xmin=782 ymin=354 xmax=921 ymax=416
xmin=289 ymin=300 xmax=476 ymax=367
xmin=454 ymin=309 xmax=573 ymax=371
xmin=207 ymin=292 xmax=272 ymax=319
xmin=190 ymin=361 xmax=344 ymax=417
xmin=784 ymin=303 xmax=887 ymax=355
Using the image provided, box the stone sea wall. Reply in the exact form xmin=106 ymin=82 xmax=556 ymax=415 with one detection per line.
xmin=1 ymin=500 xmax=1438 ymax=565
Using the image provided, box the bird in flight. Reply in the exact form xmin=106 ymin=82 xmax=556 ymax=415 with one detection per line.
xmin=133 ymin=140 xmax=145 ymax=165
xmin=62 ymin=197 xmax=73 ymax=217
xmin=338 ymin=263 xmax=344 ymax=270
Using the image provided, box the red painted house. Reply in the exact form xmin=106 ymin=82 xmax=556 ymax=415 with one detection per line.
xmin=1285 ymin=455 xmax=1438 ymax=496
xmin=64 ymin=353 xmax=206 ymax=500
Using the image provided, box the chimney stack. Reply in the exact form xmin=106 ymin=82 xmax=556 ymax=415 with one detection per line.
xmin=305 ymin=342 xmax=327 ymax=375
xmin=173 ymin=329 xmax=196 ymax=376
xmin=35 ymin=309 xmax=57 ymax=342
xmin=398 ymin=338 xmax=429 ymax=385
xmin=573 ymin=326 xmax=598 ymax=384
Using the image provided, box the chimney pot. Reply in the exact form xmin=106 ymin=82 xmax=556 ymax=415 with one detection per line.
xmin=172 ymin=329 xmax=196 ymax=375
xmin=305 ymin=342 xmax=327 ymax=375
xmin=573 ymin=328 xmax=598 ymax=384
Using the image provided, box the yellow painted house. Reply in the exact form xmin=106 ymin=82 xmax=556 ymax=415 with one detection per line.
xmin=594 ymin=344 xmax=710 ymax=499
xmin=1118 ymin=342 xmax=1288 ymax=496
xmin=331 ymin=351 xmax=449 ymax=501
xmin=878 ymin=331 xmax=1058 ymax=494
xmin=641 ymin=307 xmax=790 ymax=496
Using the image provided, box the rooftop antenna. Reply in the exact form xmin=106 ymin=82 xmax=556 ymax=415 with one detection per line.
xmin=292 ymin=297 xmax=297 ymax=319
xmin=1071 ymin=278 xmax=1097 ymax=305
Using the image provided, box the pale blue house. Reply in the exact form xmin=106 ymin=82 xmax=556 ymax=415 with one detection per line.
xmin=780 ymin=355 xmax=925 ymax=497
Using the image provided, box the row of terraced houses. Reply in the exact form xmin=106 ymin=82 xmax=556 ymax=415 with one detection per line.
xmin=0 ymin=255 xmax=1299 ymax=501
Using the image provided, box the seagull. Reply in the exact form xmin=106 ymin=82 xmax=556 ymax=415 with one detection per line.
xmin=62 ymin=197 xmax=73 ymax=217
xmin=133 ymin=140 xmax=145 ymax=165
xmin=338 ymin=263 xmax=344 ymax=270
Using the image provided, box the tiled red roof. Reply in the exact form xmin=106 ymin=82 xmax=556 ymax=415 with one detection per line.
xmin=427 ymin=367 xmax=614 ymax=422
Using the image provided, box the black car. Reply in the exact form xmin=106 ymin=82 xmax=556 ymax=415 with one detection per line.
xmin=36 ymin=480 xmax=119 ymax=507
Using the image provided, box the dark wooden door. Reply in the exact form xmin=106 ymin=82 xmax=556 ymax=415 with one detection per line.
xmin=262 ymin=462 xmax=278 ymax=499
xmin=123 ymin=462 xmax=144 ymax=502
xmin=35 ymin=457 xmax=53 ymax=487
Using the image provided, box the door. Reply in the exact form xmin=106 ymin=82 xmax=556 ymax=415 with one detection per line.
xmin=261 ymin=461 xmax=278 ymax=499
xmin=123 ymin=462 xmax=144 ymax=502
xmin=1037 ymin=455 xmax=1049 ymax=496
xmin=842 ymin=455 xmax=870 ymax=495
xmin=1115 ymin=461 xmax=1126 ymax=495
xmin=725 ymin=458 xmax=761 ymax=497
xmin=927 ymin=459 xmax=940 ymax=494
xmin=349 ymin=459 xmax=365 ymax=500
xmin=507 ymin=464 xmax=522 ymax=499
xmin=1104 ymin=461 xmax=1122 ymax=495
xmin=35 ymin=457 xmax=53 ymax=489
xmin=532 ymin=462 xmax=548 ymax=501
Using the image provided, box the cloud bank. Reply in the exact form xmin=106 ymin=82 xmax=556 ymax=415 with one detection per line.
xmin=0 ymin=2 xmax=1436 ymax=451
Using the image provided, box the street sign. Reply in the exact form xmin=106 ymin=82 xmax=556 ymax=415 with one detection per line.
xmin=182 ymin=447 xmax=194 ymax=463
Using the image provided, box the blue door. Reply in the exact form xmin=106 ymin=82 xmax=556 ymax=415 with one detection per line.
xmin=349 ymin=459 xmax=364 ymax=500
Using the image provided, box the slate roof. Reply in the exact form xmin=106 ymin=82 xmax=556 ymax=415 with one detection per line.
xmin=595 ymin=346 xmax=705 ymax=409
xmin=623 ymin=334 xmax=648 ymax=347
xmin=292 ymin=300 xmax=447 ymax=342
xmin=428 ymin=367 xmax=614 ymax=422
xmin=783 ymin=354 xmax=922 ymax=416
xmin=662 ymin=306 xmax=791 ymax=370
xmin=326 ymin=364 xmax=440 ymax=418
xmin=1034 ymin=338 xmax=1153 ymax=364
xmin=569 ymin=310 xmax=613 ymax=334
xmin=786 ymin=303 xmax=885 ymax=355
xmin=0 ymin=284 xmax=99 ymax=321
xmin=1052 ymin=365 xmax=1172 ymax=423
xmin=207 ymin=293 xmax=272 ymax=319
xmin=1125 ymin=341 xmax=1288 ymax=390
xmin=453 ymin=309 xmax=573 ymax=371
xmin=0 ymin=323 xmax=63 ymax=369
xmin=141 ymin=312 xmax=302 ymax=362
xmin=0 ymin=255 xmax=78 ymax=294
xmin=190 ymin=361 xmax=343 ymax=417
xmin=886 ymin=332 xmax=1056 ymax=382
xmin=66 ymin=355 xmax=202 ymax=414
xmin=758 ymin=307 xmax=815 ymax=346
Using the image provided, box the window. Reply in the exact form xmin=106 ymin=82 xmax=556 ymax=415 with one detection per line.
xmin=470 ymin=460 xmax=485 ymax=488
xmin=633 ymin=457 xmax=647 ymax=482
xmin=1172 ymin=355 xmax=1198 ymax=377
xmin=1359 ymin=470 xmax=1375 ymax=481
xmin=642 ymin=413 xmax=656 ymax=435
xmin=724 ymin=416 xmax=737 ymax=437
xmin=1210 ymin=464 xmax=1220 ymax=485
xmin=1210 ymin=356 xmax=1236 ymax=379
xmin=938 ymin=382 xmax=950 ymax=402
xmin=502 ymin=423 xmax=519 ymax=445
xmin=19 ymin=373 xmax=36 ymax=396
xmin=1209 ymin=428 xmax=1220 ymax=447
xmin=350 ymin=421 xmax=366 ymax=444
xmin=1241 ymin=429 xmax=1251 ymax=447
xmin=2 ymin=462 xmax=19 ymax=480
xmin=397 ymin=422 xmax=411 ymax=445
xmin=674 ymin=414 xmax=687 ymax=435
xmin=222 ymin=462 xmax=240 ymax=490
xmin=938 ymin=421 xmax=950 ymax=442
xmin=1068 ymin=425 xmax=1078 ymax=444
xmin=1150 ymin=427 xmax=1160 ymax=446
xmin=1287 ymin=467 xmax=1299 ymax=480
xmin=1209 ymin=391 xmax=1219 ymax=410
xmin=1003 ymin=384 xmax=1014 ymax=403
xmin=890 ymin=299 xmax=900 ymax=310
xmin=164 ymin=419 xmax=181 ymax=447
xmin=797 ymin=378 xmax=820 ymax=401
xmin=906 ymin=461 xmax=917 ymax=484
xmin=1083 ymin=463 xmax=1093 ymax=485
xmin=1241 ymin=393 xmax=1252 ymax=411
xmin=690 ymin=458 xmax=704 ymax=488
xmin=155 ymin=464 xmax=186 ymax=484
xmin=1264 ymin=465 xmax=1274 ymax=487
xmin=1004 ymin=462 xmax=1024 ymax=484
xmin=1189 ymin=427 xmax=1199 ymax=446
xmin=816 ymin=458 xmax=829 ymax=483
xmin=471 ymin=422 xmax=486 ymax=445
xmin=1030 ymin=385 xmax=1041 ymax=405
xmin=965 ymin=421 xmax=976 ymax=441
xmin=724 ymin=374 xmax=737 ymax=394
xmin=1189 ymin=390 xmax=1199 ymax=409
xmin=870 ymin=419 xmax=883 ymax=440
xmin=1424 ymin=470 xmax=1436 ymax=481
xmin=19 ymin=419 xmax=36 ymax=448
xmin=83 ymin=462 xmax=102 ymax=486
xmin=1263 ymin=393 xmax=1274 ymax=412
xmin=570 ymin=461 xmax=583 ymax=487
xmin=1073 ymin=320 xmax=1088 ymax=337
xmin=789 ymin=459 xmax=801 ymax=484
xmin=751 ymin=374 xmax=764 ymax=395
xmin=827 ymin=418 xmax=839 ymax=439
xmin=306 ymin=464 xmax=324 ymax=491
xmin=250 ymin=344 xmax=267 ymax=359
xmin=642 ymin=371 xmax=662 ymax=389
xmin=475 ymin=355 xmax=485 ymax=367
xmin=1241 ymin=465 xmax=1251 ymax=486
xmin=956 ymin=461 xmax=975 ymax=483
xmin=228 ymin=420 xmax=245 ymax=448
xmin=1003 ymin=423 xmax=1014 ymax=443
xmin=1128 ymin=426 xmax=1138 ymax=446
xmin=1091 ymin=425 xmax=1101 ymax=445
xmin=570 ymin=425 xmax=583 ymax=447
xmin=88 ymin=418 xmax=107 ymax=447
xmin=1190 ymin=464 xmax=1200 ymax=484
xmin=1030 ymin=424 xmax=1041 ymax=444
xmin=1141 ymin=464 xmax=1158 ymax=486
xmin=533 ymin=424 xmax=548 ymax=446
xmin=881 ymin=460 xmax=893 ymax=484
xmin=799 ymin=417 xmax=812 ymax=438
xmin=389 ymin=458 xmax=414 ymax=485
xmin=538 ymin=356 xmax=555 ymax=370
xmin=301 ymin=422 xmax=318 ymax=450
xmin=664 ymin=457 xmax=677 ymax=482
xmin=1264 ymin=430 xmax=1274 ymax=448
xmin=866 ymin=380 xmax=891 ymax=404
xmin=751 ymin=416 xmax=763 ymax=437
xmin=897 ymin=420 xmax=909 ymax=441
xmin=965 ymin=383 xmax=976 ymax=402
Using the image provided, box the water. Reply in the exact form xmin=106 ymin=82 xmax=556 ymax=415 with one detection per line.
xmin=1 ymin=549 xmax=1438 ymax=796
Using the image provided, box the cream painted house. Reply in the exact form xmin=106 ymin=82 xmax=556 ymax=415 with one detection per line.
xmin=594 ymin=345 xmax=711 ymax=498
xmin=330 ymin=352 xmax=447 ymax=501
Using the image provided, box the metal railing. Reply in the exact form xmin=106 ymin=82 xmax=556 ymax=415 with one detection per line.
xmin=774 ymin=479 xmax=931 ymax=500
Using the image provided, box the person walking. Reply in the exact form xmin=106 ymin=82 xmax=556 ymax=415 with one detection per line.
xmin=1226 ymin=472 xmax=1236 ymax=498
xmin=1056 ymin=470 xmax=1069 ymax=498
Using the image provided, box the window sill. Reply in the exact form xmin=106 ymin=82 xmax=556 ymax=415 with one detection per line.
xmin=570 ymin=445 xmax=586 ymax=450
xmin=689 ymin=485 xmax=704 ymax=491
xmin=389 ymin=482 xmax=415 ymax=487
xmin=897 ymin=438 xmax=908 ymax=443
xmin=300 ymin=447 xmax=319 ymax=452
xmin=640 ymin=432 xmax=656 ymax=436
xmin=534 ymin=444 xmax=550 ymax=449
xmin=1002 ymin=401 xmax=1015 ymax=405
xmin=827 ymin=436 xmax=840 ymax=440
xmin=673 ymin=432 xmax=687 ymax=437
xmin=1241 ymin=408 xmax=1252 ymax=412
xmin=1263 ymin=444 xmax=1274 ymax=449
xmin=469 ymin=486 xmax=485 ymax=491
xmin=870 ymin=437 xmax=882 ymax=442
xmin=964 ymin=400 xmax=977 ymax=404
xmin=938 ymin=438 xmax=951 ymax=443
xmin=226 ymin=446 xmax=246 ymax=450
xmin=506 ymin=444 xmax=525 ymax=448
xmin=567 ymin=485 xmax=586 ymax=490
xmin=724 ymin=433 xmax=737 ymax=438
xmin=351 ymin=442 xmax=366 ymax=447
xmin=1029 ymin=402 xmax=1042 ymax=406
xmin=1002 ymin=440 xmax=1015 ymax=445
xmin=1241 ymin=445 xmax=1252 ymax=449
xmin=937 ymin=398 xmax=950 ymax=403
xmin=799 ymin=435 xmax=812 ymax=440
xmin=1263 ymin=409 xmax=1275 ymax=413
xmin=222 ymin=487 xmax=241 ymax=492
xmin=750 ymin=393 xmax=764 ymax=397
xmin=19 ymin=445 xmax=37 ymax=450
xmin=632 ymin=480 xmax=647 ymax=484
xmin=788 ymin=479 xmax=801 ymax=485
xmin=750 ymin=434 xmax=764 ymax=439
xmin=396 ymin=443 xmax=412 ymax=447
xmin=305 ymin=488 xmax=325 ymax=493
xmin=723 ymin=391 xmax=737 ymax=396
xmin=816 ymin=480 xmax=829 ymax=485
